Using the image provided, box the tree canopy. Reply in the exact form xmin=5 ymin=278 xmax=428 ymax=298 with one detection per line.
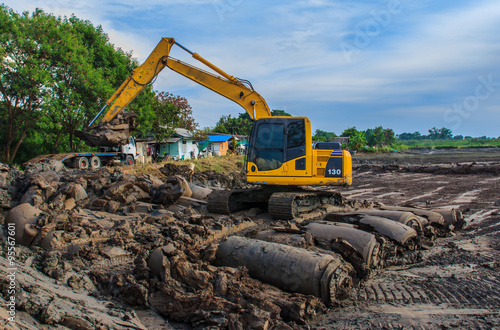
xmin=213 ymin=109 xmax=291 ymax=136
xmin=312 ymin=129 xmax=337 ymax=142
xmin=0 ymin=6 xmax=197 ymax=164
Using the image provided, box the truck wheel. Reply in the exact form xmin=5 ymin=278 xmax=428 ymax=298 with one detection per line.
xmin=125 ymin=155 xmax=134 ymax=165
xmin=90 ymin=156 xmax=101 ymax=169
xmin=76 ymin=157 xmax=89 ymax=170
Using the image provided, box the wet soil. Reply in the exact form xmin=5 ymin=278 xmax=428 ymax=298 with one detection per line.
xmin=1 ymin=147 xmax=499 ymax=329
xmin=310 ymin=148 xmax=500 ymax=329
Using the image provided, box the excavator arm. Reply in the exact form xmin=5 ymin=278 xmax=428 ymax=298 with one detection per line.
xmin=91 ymin=38 xmax=271 ymax=127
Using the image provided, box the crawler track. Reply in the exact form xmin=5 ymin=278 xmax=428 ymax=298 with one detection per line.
xmin=268 ymin=191 xmax=343 ymax=220
xmin=208 ymin=188 xmax=344 ymax=220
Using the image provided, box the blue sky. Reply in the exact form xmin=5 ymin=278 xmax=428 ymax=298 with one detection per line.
xmin=5 ymin=0 xmax=500 ymax=137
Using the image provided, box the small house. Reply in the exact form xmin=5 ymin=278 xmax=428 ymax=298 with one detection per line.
xmin=233 ymin=134 xmax=248 ymax=154
xmin=159 ymin=128 xmax=199 ymax=160
xmin=202 ymin=133 xmax=232 ymax=156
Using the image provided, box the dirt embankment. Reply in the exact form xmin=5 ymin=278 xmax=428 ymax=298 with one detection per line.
xmin=354 ymin=147 xmax=500 ymax=165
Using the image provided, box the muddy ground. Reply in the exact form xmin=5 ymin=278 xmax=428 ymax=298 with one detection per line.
xmin=0 ymin=147 xmax=499 ymax=329
xmin=311 ymin=148 xmax=500 ymax=329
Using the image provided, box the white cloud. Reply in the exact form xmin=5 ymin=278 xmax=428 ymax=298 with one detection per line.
xmin=3 ymin=0 xmax=500 ymax=136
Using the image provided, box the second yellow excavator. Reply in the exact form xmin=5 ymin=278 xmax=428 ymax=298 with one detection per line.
xmin=78 ymin=38 xmax=352 ymax=219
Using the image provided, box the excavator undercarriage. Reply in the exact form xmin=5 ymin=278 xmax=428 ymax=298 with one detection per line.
xmin=208 ymin=187 xmax=345 ymax=220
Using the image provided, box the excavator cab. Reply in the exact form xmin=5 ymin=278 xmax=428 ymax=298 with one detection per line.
xmin=247 ymin=117 xmax=352 ymax=186
xmin=247 ymin=117 xmax=306 ymax=172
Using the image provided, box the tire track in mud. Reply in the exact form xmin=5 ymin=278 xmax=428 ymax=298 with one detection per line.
xmin=349 ymin=210 xmax=500 ymax=313
xmin=313 ymin=156 xmax=500 ymax=329
xmin=354 ymin=275 xmax=500 ymax=308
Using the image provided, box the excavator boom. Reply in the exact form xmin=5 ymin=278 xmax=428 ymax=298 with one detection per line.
xmin=78 ymin=38 xmax=271 ymax=147
xmin=93 ymin=38 xmax=271 ymax=126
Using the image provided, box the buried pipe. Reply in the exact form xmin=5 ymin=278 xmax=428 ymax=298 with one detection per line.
xmin=254 ymin=230 xmax=310 ymax=248
xmin=378 ymin=205 xmax=446 ymax=226
xmin=343 ymin=210 xmax=423 ymax=234
xmin=324 ymin=214 xmax=418 ymax=246
xmin=214 ymin=236 xmax=353 ymax=305
xmin=431 ymin=208 xmax=465 ymax=228
xmin=358 ymin=216 xmax=418 ymax=246
xmin=305 ymin=222 xmax=380 ymax=270
xmin=5 ymin=203 xmax=43 ymax=246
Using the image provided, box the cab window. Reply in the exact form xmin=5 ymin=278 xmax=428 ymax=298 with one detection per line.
xmin=250 ymin=123 xmax=284 ymax=171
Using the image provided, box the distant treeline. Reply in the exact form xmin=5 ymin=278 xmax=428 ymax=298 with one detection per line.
xmin=311 ymin=126 xmax=500 ymax=152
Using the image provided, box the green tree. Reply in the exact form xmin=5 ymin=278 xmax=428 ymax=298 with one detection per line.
xmin=312 ymin=129 xmax=337 ymax=142
xmin=271 ymin=109 xmax=291 ymax=116
xmin=341 ymin=127 xmax=366 ymax=150
xmin=135 ymin=91 xmax=197 ymax=141
xmin=341 ymin=127 xmax=360 ymax=139
xmin=428 ymin=127 xmax=453 ymax=140
xmin=0 ymin=6 xmax=155 ymax=163
xmin=214 ymin=112 xmax=253 ymax=135
xmin=0 ymin=7 xmax=51 ymax=163
xmin=149 ymin=94 xmax=182 ymax=143
xmin=212 ymin=109 xmax=291 ymax=136
xmin=41 ymin=16 xmax=139 ymax=153
xmin=383 ymin=128 xmax=396 ymax=146
xmin=157 ymin=92 xmax=197 ymax=131
xmin=428 ymin=127 xmax=439 ymax=139
xmin=398 ymin=132 xmax=421 ymax=140
xmin=348 ymin=130 xmax=367 ymax=151
xmin=365 ymin=126 xmax=384 ymax=147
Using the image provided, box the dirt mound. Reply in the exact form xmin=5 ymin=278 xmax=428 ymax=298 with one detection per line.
xmin=0 ymin=163 xmax=328 ymax=328
xmin=355 ymin=162 xmax=500 ymax=175
xmin=161 ymin=163 xmax=249 ymax=189
xmin=0 ymin=163 xmax=23 ymax=210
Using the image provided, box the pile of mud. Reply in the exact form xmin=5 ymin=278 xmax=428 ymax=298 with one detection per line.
xmin=355 ymin=162 xmax=500 ymax=175
xmin=75 ymin=112 xmax=138 ymax=147
xmin=0 ymin=162 xmax=464 ymax=329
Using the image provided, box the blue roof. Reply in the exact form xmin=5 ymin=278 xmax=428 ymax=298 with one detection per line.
xmin=208 ymin=135 xmax=232 ymax=142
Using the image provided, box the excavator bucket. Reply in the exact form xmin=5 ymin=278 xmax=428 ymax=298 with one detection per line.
xmin=75 ymin=112 xmax=138 ymax=147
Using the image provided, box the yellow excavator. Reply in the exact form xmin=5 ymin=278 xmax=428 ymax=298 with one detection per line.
xmin=78 ymin=38 xmax=352 ymax=219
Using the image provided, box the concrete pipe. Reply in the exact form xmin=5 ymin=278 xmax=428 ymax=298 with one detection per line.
xmin=349 ymin=210 xmax=423 ymax=234
xmin=188 ymin=184 xmax=213 ymax=200
xmin=358 ymin=216 xmax=417 ymax=246
xmin=5 ymin=203 xmax=42 ymax=246
xmin=173 ymin=175 xmax=192 ymax=198
xmin=305 ymin=222 xmax=379 ymax=269
xmin=254 ymin=230 xmax=308 ymax=248
xmin=324 ymin=214 xmax=418 ymax=246
xmin=215 ymin=236 xmax=353 ymax=305
xmin=431 ymin=208 xmax=464 ymax=228
xmin=379 ymin=205 xmax=446 ymax=226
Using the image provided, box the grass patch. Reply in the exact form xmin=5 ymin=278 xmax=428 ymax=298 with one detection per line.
xmin=118 ymin=154 xmax=245 ymax=178
xmin=172 ymin=154 xmax=244 ymax=173
xmin=397 ymin=138 xmax=500 ymax=149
